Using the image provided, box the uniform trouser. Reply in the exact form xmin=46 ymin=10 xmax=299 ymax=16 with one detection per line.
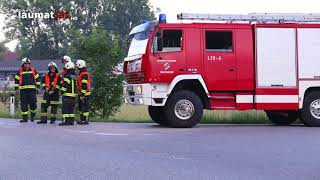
xmin=78 ymin=96 xmax=89 ymax=122
xmin=20 ymin=89 xmax=37 ymax=120
xmin=41 ymin=92 xmax=59 ymax=121
xmin=62 ymin=96 xmax=75 ymax=124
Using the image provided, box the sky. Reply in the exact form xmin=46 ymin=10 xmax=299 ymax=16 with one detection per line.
xmin=1 ymin=0 xmax=320 ymax=51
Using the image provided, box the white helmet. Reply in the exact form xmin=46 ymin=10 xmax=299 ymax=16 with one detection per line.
xmin=61 ymin=55 xmax=71 ymax=63
xmin=65 ymin=61 xmax=75 ymax=70
xmin=48 ymin=62 xmax=57 ymax=68
xmin=76 ymin=59 xmax=86 ymax=69
xmin=21 ymin=57 xmax=31 ymax=65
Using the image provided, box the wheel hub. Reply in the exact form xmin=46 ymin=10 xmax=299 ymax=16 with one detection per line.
xmin=174 ymin=99 xmax=195 ymax=120
xmin=310 ymin=99 xmax=320 ymax=119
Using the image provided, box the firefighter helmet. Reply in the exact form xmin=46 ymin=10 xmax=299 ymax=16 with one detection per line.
xmin=61 ymin=55 xmax=71 ymax=63
xmin=48 ymin=62 xmax=57 ymax=68
xmin=21 ymin=57 xmax=31 ymax=65
xmin=65 ymin=61 xmax=75 ymax=70
xmin=76 ymin=59 xmax=86 ymax=69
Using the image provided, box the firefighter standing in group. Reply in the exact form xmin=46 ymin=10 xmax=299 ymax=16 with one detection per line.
xmin=60 ymin=55 xmax=72 ymax=78
xmin=37 ymin=62 xmax=61 ymax=124
xmin=59 ymin=61 xmax=77 ymax=126
xmin=76 ymin=60 xmax=91 ymax=125
xmin=14 ymin=58 xmax=41 ymax=123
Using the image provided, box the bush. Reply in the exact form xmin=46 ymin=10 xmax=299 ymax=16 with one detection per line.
xmin=69 ymin=28 xmax=124 ymax=118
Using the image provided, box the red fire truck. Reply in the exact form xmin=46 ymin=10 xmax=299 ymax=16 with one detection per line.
xmin=124 ymin=13 xmax=320 ymax=128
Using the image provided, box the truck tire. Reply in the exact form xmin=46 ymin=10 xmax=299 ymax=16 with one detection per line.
xmin=300 ymin=91 xmax=320 ymax=127
xmin=265 ymin=110 xmax=298 ymax=126
xmin=164 ymin=90 xmax=203 ymax=128
xmin=148 ymin=106 xmax=168 ymax=126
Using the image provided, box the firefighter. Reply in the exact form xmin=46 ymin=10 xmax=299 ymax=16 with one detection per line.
xmin=75 ymin=60 xmax=91 ymax=125
xmin=60 ymin=55 xmax=72 ymax=78
xmin=14 ymin=58 xmax=41 ymax=123
xmin=37 ymin=62 xmax=61 ymax=124
xmin=59 ymin=61 xmax=77 ymax=126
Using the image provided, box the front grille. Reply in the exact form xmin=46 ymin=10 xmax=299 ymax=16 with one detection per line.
xmin=125 ymin=73 xmax=144 ymax=84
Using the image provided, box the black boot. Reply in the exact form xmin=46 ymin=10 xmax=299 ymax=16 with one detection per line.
xmin=69 ymin=117 xmax=74 ymax=125
xmin=30 ymin=113 xmax=36 ymax=122
xmin=20 ymin=115 xmax=28 ymax=123
xmin=58 ymin=118 xmax=70 ymax=126
xmin=37 ymin=116 xmax=47 ymax=124
xmin=50 ymin=118 xmax=56 ymax=124
xmin=77 ymin=115 xmax=85 ymax=125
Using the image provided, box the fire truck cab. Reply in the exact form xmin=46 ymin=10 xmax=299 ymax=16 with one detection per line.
xmin=124 ymin=13 xmax=320 ymax=128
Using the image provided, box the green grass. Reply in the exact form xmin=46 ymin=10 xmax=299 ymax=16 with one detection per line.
xmin=0 ymin=101 xmax=269 ymax=124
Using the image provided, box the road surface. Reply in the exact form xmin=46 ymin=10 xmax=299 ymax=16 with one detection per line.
xmin=0 ymin=118 xmax=319 ymax=180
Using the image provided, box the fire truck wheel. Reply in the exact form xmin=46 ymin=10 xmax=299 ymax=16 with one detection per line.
xmin=164 ymin=90 xmax=203 ymax=128
xmin=148 ymin=106 xmax=168 ymax=126
xmin=300 ymin=91 xmax=320 ymax=127
xmin=265 ymin=111 xmax=298 ymax=126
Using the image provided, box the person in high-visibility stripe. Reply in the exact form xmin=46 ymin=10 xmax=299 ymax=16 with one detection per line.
xmin=59 ymin=61 xmax=77 ymax=126
xmin=75 ymin=60 xmax=91 ymax=125
xmin=60 ymin=55 xmax=72 ymax=81
xmin=37 ymin=62 xmax=61 ymax=124
xmin=14 ymin=58 xmax=41 ymax=123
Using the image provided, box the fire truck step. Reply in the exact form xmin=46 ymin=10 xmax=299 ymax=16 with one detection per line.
xmin=210 ymin=92 xmax=236 ymax=109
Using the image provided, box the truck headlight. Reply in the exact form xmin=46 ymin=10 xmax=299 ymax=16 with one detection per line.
xmin=136 ymin=85 xmax=143 ymax=94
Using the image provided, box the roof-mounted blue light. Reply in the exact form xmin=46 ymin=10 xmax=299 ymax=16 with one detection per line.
xmin=159 ymin=14 xmax=166 ymax=23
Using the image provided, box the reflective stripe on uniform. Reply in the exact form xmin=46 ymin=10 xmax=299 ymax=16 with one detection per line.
xmin=61 ymin=87 xmax=66 ymax=91
xmin=15 ymin=75 xmax=20 ymax=80
xmin=82 ymin=80 xmax=88 ymax=83
xmin=50 ymin=101 xmax=60 ymax=105
xmin=62 ymin=114 xmax=75 ymax=118
xmin=64 ymin=93 xmax=76 ymax=97
xmin=41 ymin=100 xmax=47 ymax=104
xmin=19 ymin=85 xmax=36 ymax=89
xmin=21 ymin=111 xmax=28 ymax=115
xmin=22 ymin=71 xmax=33 ymax=74
xmin=14 ymin=84 xmax=19 ymax=87
xmin=83 ymin=112 xmax=89 ymax=116
xmin=41 ymin=113 xmax=47 ymax=116
xmin=55 ymin=85 xmax=61 ymax=89
xmin=36 ymin=82 xmax=41 ymax=85
xmin=35 ymin=74 xmax=39 ymax=79
xmin=64 ymin=78 xmax=71 ymax=84
xmin=42 ymin=83 xmax=46 ymax=87
xmin=81 ymin=90 xmax=87 ymax=94
xmin=30 ymin=109 xmax=37 ymax=113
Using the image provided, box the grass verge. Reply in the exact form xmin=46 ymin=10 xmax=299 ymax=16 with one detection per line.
xmin=0 ymin=102 xmax=269 ymax=124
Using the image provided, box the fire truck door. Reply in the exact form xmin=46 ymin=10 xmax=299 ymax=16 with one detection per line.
xmin=203 ymin=30 xmax=236 ymax=91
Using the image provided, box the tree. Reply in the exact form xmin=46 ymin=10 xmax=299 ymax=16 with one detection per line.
xmin=0 ymin=41 xmax=9 ymax=60
xmin=69 ymin=28 xmax=124 ymax=118
xmin=0 ymin=0 xmax=155 ymax=59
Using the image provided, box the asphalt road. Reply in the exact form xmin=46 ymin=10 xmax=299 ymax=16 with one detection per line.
xmin=0 ymin=118 xmax=319 ymax=180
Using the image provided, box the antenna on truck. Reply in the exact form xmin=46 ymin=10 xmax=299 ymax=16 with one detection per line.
xmin=177 ymin=13 xmax=320 ymax=23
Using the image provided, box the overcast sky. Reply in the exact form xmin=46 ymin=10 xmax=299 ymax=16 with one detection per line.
xmin=1 ymin=0 xmax=320 ymax=50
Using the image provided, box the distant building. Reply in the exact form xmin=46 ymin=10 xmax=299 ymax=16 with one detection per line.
xmin=0 ymin=60 xmax=64 ymax=79
xmin=0 ymin=52 xmax=20 ymax=61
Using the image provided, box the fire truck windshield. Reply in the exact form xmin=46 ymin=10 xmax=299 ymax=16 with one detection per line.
xmin=127 ymin=20 xmax=157 ymax=57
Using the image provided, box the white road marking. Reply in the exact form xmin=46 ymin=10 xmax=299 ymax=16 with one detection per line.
xmin=94 ymin=132 xmax=129 ymax=136
xmin=64 ymin=129 xmax=96 ymax=133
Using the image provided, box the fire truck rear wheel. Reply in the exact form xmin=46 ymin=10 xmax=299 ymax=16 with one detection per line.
xmin=300 ymin=91 xmax=320 ymax=127
xmin=164 ymin=90 xmax=203 ymax=128
xmin=148 ymin=106 xmax=168 ymax=126
xmin=265 ymin=110 xmax=298 ymax=126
